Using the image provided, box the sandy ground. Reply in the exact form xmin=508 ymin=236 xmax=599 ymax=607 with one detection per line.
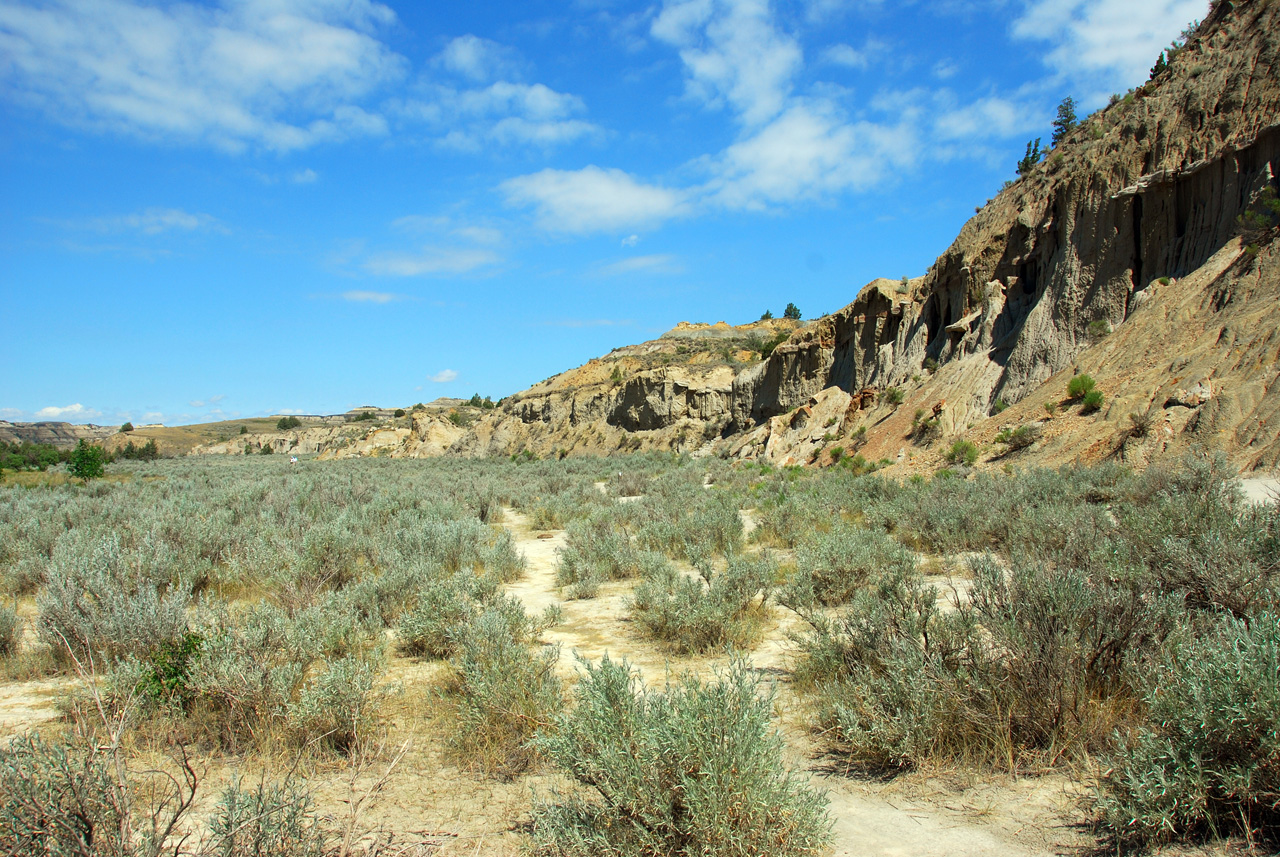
xmin=1241 ymin=476 xmax=1280 ymax=505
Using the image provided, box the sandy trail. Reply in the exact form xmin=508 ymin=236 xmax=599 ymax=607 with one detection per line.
xmin=0 ymin=676 xmax=70 ymax=738
xmin=498 ymin=506 xmax=1079 ymax=857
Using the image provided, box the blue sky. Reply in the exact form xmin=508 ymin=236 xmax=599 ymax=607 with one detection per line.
xmin=1 ymin=0 xmax=1205 ymax=426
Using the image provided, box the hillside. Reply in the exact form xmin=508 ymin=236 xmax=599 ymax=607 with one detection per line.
xmin=174 ymin=0 xmax=1280 ymax=473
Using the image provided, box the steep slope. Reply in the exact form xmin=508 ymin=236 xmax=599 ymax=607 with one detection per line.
xmin=727 ymin=0 xmax=1280 ymax=471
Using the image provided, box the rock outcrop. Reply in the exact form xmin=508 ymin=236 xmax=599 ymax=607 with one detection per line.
xmin=0 ymin=422 xmax=117 ymax=448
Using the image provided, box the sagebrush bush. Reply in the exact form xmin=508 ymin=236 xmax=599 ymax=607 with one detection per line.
xmin=38 ymin=535 xmax=192 ymax=668
xmin=556 ymin=515 xmax=644 ymax=597
xmin=208 ymin=776 xmax=327 ymax=857
xmin=629 ymin=553 xmax=773 ymax=653
xmin=0 ymin=733 xmax=130 ymax=856
xmin=785 ymin=525 xmax=915 ymax=608
xmin=1098 ymin=614 xmax=1280 ymax=846
xmin=944 ymin=439 xmax=979 ymax=466
xmin=396 ymin=572 xmax=496 ymax=658
xmin=446 ymin=605 xmax=563 ymax=777
xmin=531 ymin=656 xmax=831 ymax=856
xmin=0 ymin=604 xmax=19 ymax=658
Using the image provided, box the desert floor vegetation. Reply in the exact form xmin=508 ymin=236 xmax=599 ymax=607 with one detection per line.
xmin=0 ymin=451 xmax=1276 ymax=854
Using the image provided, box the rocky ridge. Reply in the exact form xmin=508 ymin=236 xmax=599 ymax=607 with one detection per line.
xmin=182 ymin=0 xmax=1280 ymax=474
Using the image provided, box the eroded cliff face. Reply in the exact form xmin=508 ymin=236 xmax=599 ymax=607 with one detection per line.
xmin=0 ymin=422 xmax=117 ymax=448
xmin=724 ymin=0 xmax=1280 ymax=470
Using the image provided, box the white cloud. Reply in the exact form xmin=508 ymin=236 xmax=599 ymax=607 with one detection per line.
xmin=341 ymin=290 xmax=400 ymax=303
xmin=292 ymin=168 xmax=318 ymax=184
xmin=1013 ymin=0 xmax=1207 ymax=99
xmin=35 ymin=403 xmax=99 ymax=420
xmin=435 ymin=34 xmax=520 ymax=82
xmin=0 ymin=0 xmax=404 ymax=151
xmin=706 ymin=101 xmax=918 ymax=210
xmin=822 ymin=43 xmax=868 ymax=69
xmin=397 ymin=80 xmax=602 ymax=150
xmin=594 ymin=254 xmax=683 ymax=276
xmin=621 ymin=234 xmax=640 ymax=247
xmin=651 ymin=0 xmax=803 ymax=127
xmin=430 ymin=369 xmax=458 ymax=383
xmin=190 ymin=394 xmax=226 ymax=407
xmin=933 ymin=96 xmax=1032 ymax=142
xmin=502 ymin=166 xmax=689 ymax=233
xmin=363 ymin=247 xmax=499 ymax=276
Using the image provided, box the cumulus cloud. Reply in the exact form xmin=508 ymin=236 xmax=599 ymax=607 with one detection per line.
xmin=35 ymin=403 xmax=99 ymax=420
xmin=651 ymin=0 xmax=803 ymax=127
xmin=0 ymin=0 xmax=404 ymax=151
xmin=502 ymin=166 xmax=689 ymax=233
xmin=1013 ymin=0 xmax=1207 ymax=100
xmin=430 ymin=369 xmax=458 ymax=383
xmin=435 ymin=34 xmax=521 ymax=82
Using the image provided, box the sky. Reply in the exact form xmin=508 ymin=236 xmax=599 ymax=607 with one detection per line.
xmin=0 ymin=0 xmax=1207 ymax=426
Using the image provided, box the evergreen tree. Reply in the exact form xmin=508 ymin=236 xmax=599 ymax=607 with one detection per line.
xmin=1051 ymin=97 xmax=1077 ymax=146
xmin=783 ymin=303 xmax=801 ymax=320
xmin=1017 ymin=138 xmax=1043 ymax=177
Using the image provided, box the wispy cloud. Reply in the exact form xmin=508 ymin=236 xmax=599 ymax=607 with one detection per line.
xmin=1013 ymin=0 xmax=1206 ymax=103
xmin=621 ymin=234 xmax=640 ymax=247
xmin=189 ymin=394 xmax=226 ymax=408
xmin=46 ymin=207 xmax=227 ymax=235
xmin=341 ymin=290 xmax=402 ymax=303
xmin=430 ymin=369 xmax=458 ymax=383
xmin=363 ymin=247 xmax=499 ymax=277
xmin=395 ymin=78 xmax=602 ymax=150
xmin=593 ymin=254 xmax=684 ymax=277
xmin=0 ymin=0 xmax=403 ymax=151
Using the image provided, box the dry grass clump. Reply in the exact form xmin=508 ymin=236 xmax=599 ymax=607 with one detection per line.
xmin=530 ymin=656 xmax=831 ymax=857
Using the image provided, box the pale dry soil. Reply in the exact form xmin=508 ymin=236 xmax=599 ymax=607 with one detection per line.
xmin=0 ymin=505 xmax=1088 ymax=857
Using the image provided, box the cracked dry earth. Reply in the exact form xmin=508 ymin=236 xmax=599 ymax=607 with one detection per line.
xmin=0 ymin=504 xmax=1089 ymax=857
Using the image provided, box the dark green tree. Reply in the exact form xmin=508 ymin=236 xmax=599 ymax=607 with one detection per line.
xmin=760 ymin=309 xmax=774 ymax=320
xmin=119 ymin=422 xmax=134 ymax=433
xmin=1017 ymin=138 xmax=1042 ymax=176
xmin=1051 ymin=97 xmax=1077 ymax=146
xmin=468 ymin=393 xmax=483 ymax=407
xmin=1150 ymin=50 xmax=1167 ymax=79
xmin=783 ymin=303 xmax=801 ymax=320
xmin=68 ymin=440 xmax=106 ymax=480
xmin=276 ymin=416 xmax=302 ymax=431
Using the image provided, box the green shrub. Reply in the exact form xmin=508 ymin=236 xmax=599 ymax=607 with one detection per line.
xmin=276 ymin=416 xmax=302 ymax=431
xmin=1098 ymin=614 xmax=1280 ymax=846
xmin=828 ymin=446 xmax=844 ymax=464
xmin=880 ymin=386 xmax=904 ymax=406
xmin=1067 ymin=373 xmax=1096 ymax=399
xmin=530 ymin=656 xmax=830 ymax=857
xmin=1087 ymin=319 xmax=1111 ymax=339
xmin=945 ymin=439 xmax=979 ymax=466
xmin=120 ymin=422 xmax=134 ymax=433
xmin=397 ymin=572 xmax=496 ymax=658
xmin=995 ymin=423 xmax=1041 ymax=451
xmin=1081 ymin=389 xmax=1104 ymax=413
xmin=393 ymin=408 xmax=406 ymax=418
xmin=69 ymin=440 xmax=106 ymax=480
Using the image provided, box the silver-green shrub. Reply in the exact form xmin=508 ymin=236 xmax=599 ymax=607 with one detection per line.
xmin=785 ymin=524 xmax=916 ymax=608
xmin=629 ymin=553 xmax=773 ymax=653
xmin=1098 ymin=613 xmax=1280 ymax=846
xmin=530 ymin=656 xmax=831 ymax=856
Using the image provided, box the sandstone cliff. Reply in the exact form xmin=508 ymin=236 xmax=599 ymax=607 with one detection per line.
xmin=0 ymin=422 xmax=117 ymax=448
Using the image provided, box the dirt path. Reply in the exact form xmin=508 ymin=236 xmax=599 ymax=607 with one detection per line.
xmin=0 ymin=676 xmax=69 ymax=737
xmin=498 ymin=507 xmax=1080 ymax=857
